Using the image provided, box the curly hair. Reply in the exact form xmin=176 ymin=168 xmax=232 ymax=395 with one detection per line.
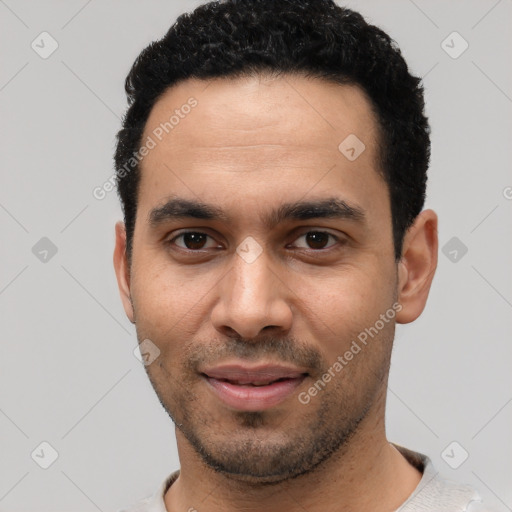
xmin=114 ymin=0 xmax=430 ymax=262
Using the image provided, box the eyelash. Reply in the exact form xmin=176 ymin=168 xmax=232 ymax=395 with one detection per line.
xmin=167 ymin=230 xmax=343 ymax=252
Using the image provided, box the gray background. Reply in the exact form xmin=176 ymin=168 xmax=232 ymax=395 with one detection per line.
xmin=1 ymin=0 xmax=511 ymax=510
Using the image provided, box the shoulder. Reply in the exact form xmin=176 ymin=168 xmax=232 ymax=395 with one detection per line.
xmin=393 ymin=443 xmax=486 ymax=512
xmin=117 ymin=470 xmax=180 ymax=512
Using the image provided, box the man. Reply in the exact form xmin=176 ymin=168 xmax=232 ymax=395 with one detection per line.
xmin=113 ymin=0 xmax=487 ymax=510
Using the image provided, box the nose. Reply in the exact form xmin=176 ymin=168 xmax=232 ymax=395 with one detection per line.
xmin=210 ymin=246 xmax=293 ymax=340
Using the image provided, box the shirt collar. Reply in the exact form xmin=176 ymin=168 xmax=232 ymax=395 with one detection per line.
xmin=130 ymin=444 xmax=482 ymax=512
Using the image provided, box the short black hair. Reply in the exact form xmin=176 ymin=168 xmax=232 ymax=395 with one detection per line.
xmin=114 ymin=0 xmax=430 ymax=262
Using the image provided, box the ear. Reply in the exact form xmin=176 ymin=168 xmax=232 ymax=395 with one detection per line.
xmin=113 ymin=221 xmax=135 ymax=323
xmin=396 ymin=209 xmax=438 ymax=324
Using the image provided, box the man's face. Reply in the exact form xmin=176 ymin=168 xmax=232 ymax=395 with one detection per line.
xmin=121 ymin=75 xmax=400 ymax=482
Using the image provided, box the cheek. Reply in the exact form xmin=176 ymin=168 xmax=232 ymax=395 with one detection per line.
xmin=296 ymin=265 xmax=395 ymax=356
xmin=129 ymin=259 xmax=220 ymax=351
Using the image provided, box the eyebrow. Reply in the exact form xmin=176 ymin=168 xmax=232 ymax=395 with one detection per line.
xmin=148 ymin=196 xmax=365 ymax=229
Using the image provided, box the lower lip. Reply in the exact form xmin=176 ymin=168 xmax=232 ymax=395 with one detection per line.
xmin=204 ymin=375 xmax=306 ymax=411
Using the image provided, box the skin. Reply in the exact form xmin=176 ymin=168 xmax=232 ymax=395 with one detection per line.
xmin=113 ymin=74 xmax=438 ymax=512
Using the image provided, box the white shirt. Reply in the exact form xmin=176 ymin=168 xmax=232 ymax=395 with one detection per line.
xmin=118 ymin=444 xmax=487 ymax=512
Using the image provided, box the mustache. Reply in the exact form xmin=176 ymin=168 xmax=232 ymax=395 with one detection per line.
xmin=184 ymin=335 xmax=324 ymax=375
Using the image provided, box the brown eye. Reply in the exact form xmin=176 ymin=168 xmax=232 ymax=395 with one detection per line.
xmin=172 ymin=232 xmax=215 ymax=250
xmin=292 ymin=231 xmax=338 ymax=250
xmin=305 ymin=232 xmax=330 ymax=249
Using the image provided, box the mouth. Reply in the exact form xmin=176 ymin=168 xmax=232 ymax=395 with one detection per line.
xmin=208 ymin=376 xmax=299 ymax=386
xmin=200 ymin=363 xmax=309 ymax=411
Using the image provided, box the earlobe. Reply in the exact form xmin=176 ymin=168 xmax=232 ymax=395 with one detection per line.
xmin=113 ymin=221 xmax=135 ymax=324
xmin=395 ymin=209 xmax=438 ymax=324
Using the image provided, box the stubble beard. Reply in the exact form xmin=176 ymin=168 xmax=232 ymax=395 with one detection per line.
xmin=146 ymin=353 xmax=388 ymax=485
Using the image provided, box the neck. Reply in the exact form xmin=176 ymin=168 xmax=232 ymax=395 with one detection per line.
xmin=164 ymin=395 xmax=422 ymax=512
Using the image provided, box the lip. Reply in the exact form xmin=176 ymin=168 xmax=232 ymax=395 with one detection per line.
xmin=201 ymin=363 xmax=308 ymax=411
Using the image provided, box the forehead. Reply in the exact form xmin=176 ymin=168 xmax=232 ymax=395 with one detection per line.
xmin=137 ymin=74 xmax=386 ymax=221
